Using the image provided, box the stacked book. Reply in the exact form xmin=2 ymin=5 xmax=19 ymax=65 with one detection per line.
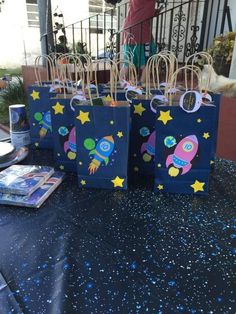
xmin=0 ymin=165 xmax=65 ymax=208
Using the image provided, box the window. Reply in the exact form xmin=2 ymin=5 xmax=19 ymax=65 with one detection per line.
xmin=26 ymin=0 xmax=39 ymax=27
xmin=89 ymin=0 xmax=117 ymax=34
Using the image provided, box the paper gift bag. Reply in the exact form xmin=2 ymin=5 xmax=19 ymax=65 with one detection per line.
xmin=50 ymin=55 xmax=86 ymax=172
xmin=75 ymin=59 xmax=130 ymax=189
xmin=187 ymin=52 xmax=222 ymax=165
xmin=154 ymin=65 xmax=217 ymax=195
xmin=129 ymin=53 xmax=173 ymax=176
xmin=75 ymin=104 xmax=130 ymax=189
xmin=28 ymin=55 xmax=57 ymax=149
xmin=100 ymin=59 xmax=138 ymax=102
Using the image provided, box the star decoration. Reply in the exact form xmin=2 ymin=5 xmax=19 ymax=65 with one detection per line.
xmin=191 ymin=180 xmax=205 ymax=193
xmin=197 ymin=118 xmax=202 ymax=123
xmin=157 ymin=184 xmax=164 ymax=190
xmin=157 ymin=163 xmax=161 ymax=168
xmin=79 ymin=161 xmax=83 ymax=166
xmin=104 ymin=95 xmax=113 ymax=102
xmin=134 ymin=167 xmax=139 ymax=172
xmin=110 ymin=120 xmax=114 ymax=125
xmin=81 ymin=180 xmax=86 ymax=186
xmin=134 ymin=103 xmax=146 ymax=116
xmin=111 ymin=176 xmax=124 ymax=188
xmin=30 ymin=90 xmax=40 ymax=100
xmin=52 ymin=102 xmax=64 ymax=114
xmin=117 ymin=131 xmax=123 ymax=138
xmin=203 ymin=132 xmax=210 ymax=139
xmin=76 ymin=110 xmax=90 ymax=125
xmin=157 ymin=110 xmax=173 ymax=125
xmin=210 ymin=160 xmax=215 ymax=165
xmin=34 ymin=142 xmax=39 ymax=147
xmin=59 ymin=165 xmax=64 ymax=170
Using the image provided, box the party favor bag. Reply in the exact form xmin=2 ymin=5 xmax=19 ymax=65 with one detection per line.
xmin=75 ymin=60 xmax=130 ymax=189
xmin=28 ymin=55 xmax=56 ymax=149
xmin=50 ymin=55 xmax=86 ymax=172
xmin=129 ymin=53 xmax=174 ymax=176
xmin=187 ymin=52 xmax=222 ymax=165
xmin=155 ymin=66 xmax=217 ymax=195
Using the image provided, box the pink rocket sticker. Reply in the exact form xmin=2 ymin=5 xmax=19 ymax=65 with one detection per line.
xmin=166 ymin=135 xmax=198 ymax=176
xmin=141 ymin=131 xmax=156 ymax=162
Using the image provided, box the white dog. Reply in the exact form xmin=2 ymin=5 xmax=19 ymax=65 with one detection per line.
xmin=200 ymin=64 xmax=236 ymax=97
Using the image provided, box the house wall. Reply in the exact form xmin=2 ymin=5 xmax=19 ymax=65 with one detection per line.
xmin=0 ymin=0 xmax=89 ymax=68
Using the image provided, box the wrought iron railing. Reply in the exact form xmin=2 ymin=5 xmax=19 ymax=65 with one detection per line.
xmin=43 ymin=0 xmax=233 ymax=64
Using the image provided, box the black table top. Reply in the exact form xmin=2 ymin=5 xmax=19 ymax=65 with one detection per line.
xmin=0 ymin=150 xmax=235 ymax=314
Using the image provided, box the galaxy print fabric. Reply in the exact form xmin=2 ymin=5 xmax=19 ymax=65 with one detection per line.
xmin=0 ymin=150 xmax=235 ymax=314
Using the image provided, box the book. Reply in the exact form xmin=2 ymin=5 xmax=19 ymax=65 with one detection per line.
xmin=0 ymin=165 xmax=54 ymax=196
xmin=0 ymin=171 xmax=65 ymax=208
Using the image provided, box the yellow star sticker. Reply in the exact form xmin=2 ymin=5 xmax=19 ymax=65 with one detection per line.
xmin=59 ymin=165 xmax=64 ymax=170
xmin=134 ymin=103 xmax=146 ymax=116
xmin=52 ymin=102 xmax=64 ymax=114
xmin=111 ymin=176 xmax=124 ymax=188
xmin=157 ymin=110 xmax=173 ymax=125
xmin=76 ymin=110 xmax=90 ymax=125
xmin=104 ymin=95 xmax=113 ymax=102
xmin=197 ymin=118 xmax=202 ymax=123
xmin=157 ymin=184 xmax=164 ymax=190
xmin=81 ymin=180 xmax=86 ymax=186
xmin=34 ymin=142 xmax=39 ymax=147
xmin=30 ymin=90 xmax=40 ymax=100
xmin=117 ymin=131 xmax=123 ymax=138
xmin=191 ymin=180 xmax=205 ymax=193
xmin=203 ymin=132 xmax=210 ymax=139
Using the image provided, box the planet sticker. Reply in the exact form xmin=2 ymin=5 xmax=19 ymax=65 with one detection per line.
xmin=84 ymin=138 xmax=96 ymax=150
xmin=164 ymin=136 xmax=176 ymax=148
xmin=139 ymin=127 xmax=150 ymax=137
xmin=58 ymin=126 xmax=69 ymax=136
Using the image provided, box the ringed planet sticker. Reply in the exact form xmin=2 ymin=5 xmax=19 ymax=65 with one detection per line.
xmin=180 ymin=90 xmax=202 ymax=113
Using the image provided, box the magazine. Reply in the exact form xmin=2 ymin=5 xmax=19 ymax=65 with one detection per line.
xmin=0 ymin=172 xmax=65 ymax=208
xmin=0 ymin=165 xmax=54 ymax=195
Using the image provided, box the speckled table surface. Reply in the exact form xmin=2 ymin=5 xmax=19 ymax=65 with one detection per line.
xmin=0 ymin=150 xmax=235 ymax=314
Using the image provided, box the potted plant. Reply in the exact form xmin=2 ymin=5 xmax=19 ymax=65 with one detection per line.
xmin=207 ymin=32 xmax=236 ymax=76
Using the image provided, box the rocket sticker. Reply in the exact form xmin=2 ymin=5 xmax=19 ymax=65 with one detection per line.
xmin=141 ymin=131 xmax=156 ymax=162
xmin=84 ymin=136 xmax=115 ymax=174
xmin=64 ymin=127 xmax=76 ymax=160
xmin=166 ymin=135 xmax=198 ymax=177
xmin=34 ymin=111 xmax=52 ymax=138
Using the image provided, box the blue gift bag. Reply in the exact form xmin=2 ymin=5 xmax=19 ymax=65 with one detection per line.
xmin=75 ymin=104 xmax=130 ymax=189
xmin=129 ymin=96 xmax=158 ymax=176
xmin=210 ymin=92 xmax=222 ymax=163
xmin=50 ymin=95 xmax=77 ymax=172
xmin=154 ymin=102 xmax=217 ymax=195
xmin=28 ymin=85 xmax=56 ymax=149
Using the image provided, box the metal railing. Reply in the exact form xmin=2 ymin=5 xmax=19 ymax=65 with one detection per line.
xmin=43 ymin=0 xmax=233 ymax=64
